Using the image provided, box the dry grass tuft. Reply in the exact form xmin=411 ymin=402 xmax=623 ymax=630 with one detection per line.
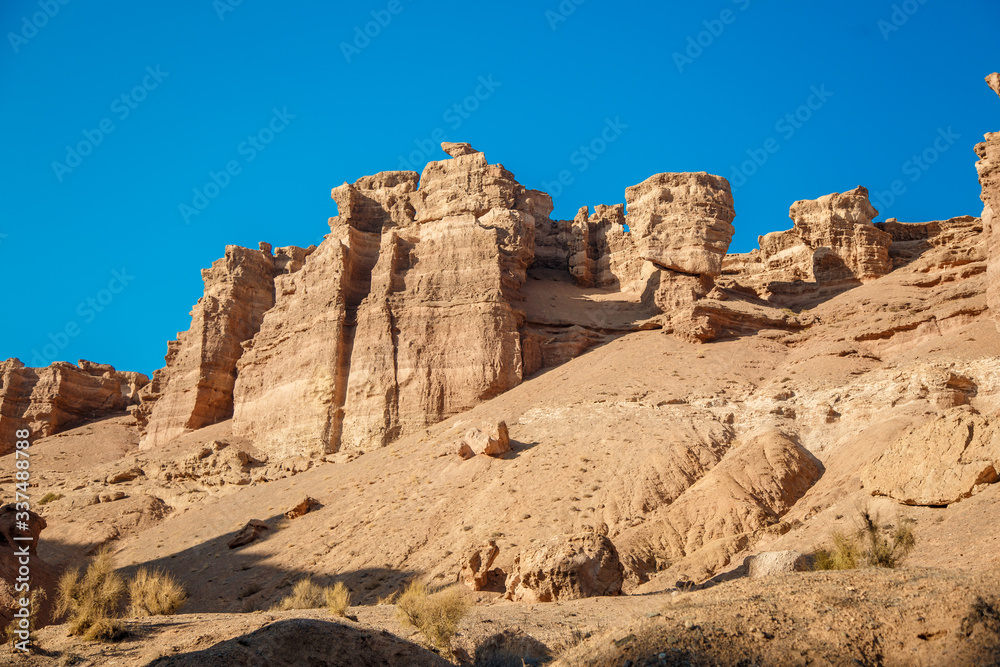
xmin=55 ymin=546 xmax=126 ymax=641
xmin=127 ymin=568 xmax=187 ymax=617
xmin=813 ymin=508 xmax=916 ymax=570
xmin=272 ymin=578 xmax=352 ymax=617
xmin=395 ymin=581 xmax=469 ymax=655
xmin=327 ymin=582 xmax=352 ymax=617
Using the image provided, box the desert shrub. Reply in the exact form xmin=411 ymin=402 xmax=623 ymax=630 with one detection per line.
xmin=38 ymin=493 xmax=63 ymax=506
xmin=395 ymin=581 xmax=469 ymax=654
xmin=272 ymin=578 xmax=352 ymax=617
xmin=326 ymin=582 xmax=351 ymax=617
xmin=273 ymin=578 xmax=327 ymax=611
xmin=55 ymin=547 xmax=126 ymax=641
xmin=813 ymin=509 xmax=915 ymax=570
xmin=127 ymin=568 xmax=187 ymax=617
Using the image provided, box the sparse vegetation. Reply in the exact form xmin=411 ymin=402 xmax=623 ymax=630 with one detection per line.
xmin=327 ymin=582 xmax=352 ymax=617
xmin=38 ymin=492 xmax=64 ymax=505
xmin=55 ymin=547 xmax=127 ymax=641
xmin=272 ymin=578 xmax=352 ymax=617
xmin=395 ymin=581 xmax=469 ymax=655
xmin=813 ymin=508 xmax=916 ymax=570
xmin=127 ymin=568 xmax=187 ymax=617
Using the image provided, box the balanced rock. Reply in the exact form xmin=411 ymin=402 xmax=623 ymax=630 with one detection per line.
xmin=744 ymin=550 xmax=810 ymax=578
xmin=978 ymin=73 xmax=1000 ymax=334
xmin=0 ymin=359 xmax=148 ymax=454
xmin=441 ymin=141 xmax=479 ymax=157
xmin=625 ymin=172 xmax=736 ymax=277
xmin=139 ymin=245 xmax=282 ymax=449
xmin=504 ymin=533 xmax=624 ymax=603
xmin=863 ymin=408 xmax=1000 ymax=506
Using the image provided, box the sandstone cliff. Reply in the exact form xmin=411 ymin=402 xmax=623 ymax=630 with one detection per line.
xmin=978 ymin=72 xmax=999 ymax=333
xmin=0 ymin=359 xmax=147 ymax=454
xmin=139 ymin=244 xmax=286 ymax=449
xmin=232 ymin=150 xmax=533 ymax=458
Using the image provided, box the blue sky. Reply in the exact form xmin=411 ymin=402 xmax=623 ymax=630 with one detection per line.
xmin=1 ymin=0 xmax=998 ymax=376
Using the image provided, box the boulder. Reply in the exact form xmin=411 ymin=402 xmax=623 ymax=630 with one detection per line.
xmin=863 ymin=408 xmax=1000 ymax=506
xmin=624 ymin=172 xmax=735 ymax=277
xmin=504 ymin=533 xmax=624 ymax=603
xmin=456 ymin=421 xmax=511 ymax=458
xmin=744 ymin=550 xmax=810 ymax=578
xmin=0 ymin=359 xmax=148 ymax=454
xmin=460 ymin=540 xmax=500 ymax=591
xmin=139 ymin=244 xmax=282 ymax=449
xmin=228 ymin=519 xmax=270 ymax=549
xmin=284 ymin=497 xmax=321 ymax=520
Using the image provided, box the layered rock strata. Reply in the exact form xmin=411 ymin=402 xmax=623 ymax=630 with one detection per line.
xmin=233 ymin=148 xmax=534 ymax=458
xmin=978 ymin=73 xmax=1000 ymax=333
xmin=0 ymin=359 xmax=147 ymax=454
xmin=138 ymin=244 xmax=308 ymax=449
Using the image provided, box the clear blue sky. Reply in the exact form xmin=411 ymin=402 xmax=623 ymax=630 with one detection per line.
xmin=1 ymin=0 xmax=998 ymax=376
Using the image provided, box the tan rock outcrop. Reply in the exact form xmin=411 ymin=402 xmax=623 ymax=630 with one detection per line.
xmin=723 ymin=187 xmax=891 ymax=304
xmin=139 ymin=245 xmax=283 ymax=449
xmin=460 ymin=540 xmax=500 ymax=591
xmin=0 ymin=505 xmax=58 ymax=632
xmin=234 ymin=146 xmax=535 ymax=458
xmin=504 ymin=533 xmax=624 ymax=603
xmin=977 ymin=73 xmax=1000 ymax=333
xmin=618 ymin=430 xmax=821 ymax=581
xmin=624 ymin=172 xmax=736 ymax=277
xmin=863 ymin=408 xmax=999 ymax=506
xmin=0 ymin=359 xmax=147 ymax=454
xmin=568 ymin=204 xmax=643 ymax=289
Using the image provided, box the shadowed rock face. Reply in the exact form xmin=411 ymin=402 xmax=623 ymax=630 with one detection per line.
xmin=978 ymin=73 xmax=1000 ymax=334
xmin=139 ymin=245 xmax=286 ymax=449
xmin=0 ymin=359 xmax=147 ymax=454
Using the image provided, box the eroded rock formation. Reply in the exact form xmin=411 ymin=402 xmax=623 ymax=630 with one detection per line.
xmin=625 ymin=172 xmax=736 ymax=277
xmin=721 ymin=186 xmax=892 ymax=305
xmin=233 ymin=148 xmax=534 ymax=458
xmin=0 ymin=359 xmax=147 ymax=454
xmin=863 ymin=408 xmax=999 ymax=506
xmin=139 ymin=244 xmax=287 ymax=448
xmin=978 ymin=73 xmax=1000 ymax=332
xmin=504 ymin=533 xmax=625 ymax=603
